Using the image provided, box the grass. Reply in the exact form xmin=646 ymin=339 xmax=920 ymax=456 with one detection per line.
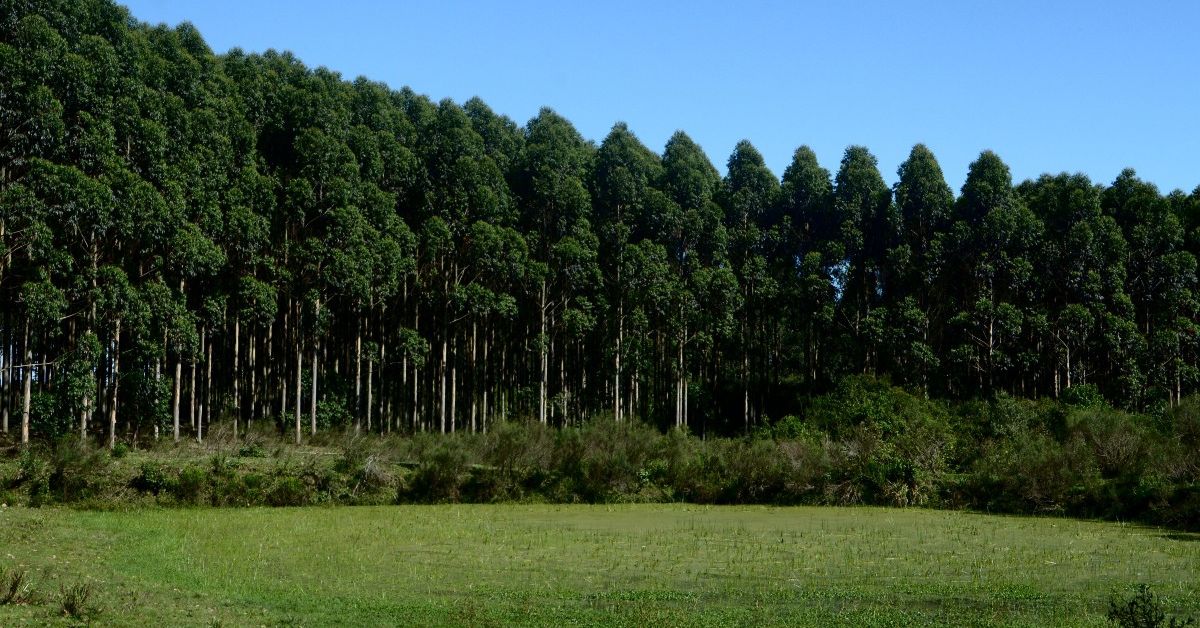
xmin=0 ymin=505 xmax=1196 ymax=626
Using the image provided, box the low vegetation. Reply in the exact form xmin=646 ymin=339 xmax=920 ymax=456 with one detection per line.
xmin=1 ymin=378 xmax=1196 ymax=533
xmin=0 ymin=504 xmax=1195 ymax=626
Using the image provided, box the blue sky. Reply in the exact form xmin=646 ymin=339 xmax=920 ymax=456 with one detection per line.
xmin=121 ymin=1 xmax=1200 ymax=194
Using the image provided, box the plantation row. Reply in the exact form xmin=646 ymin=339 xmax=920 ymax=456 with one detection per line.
xmin=4 ymin=0 xmax=1200 ymax=446
xmin=3 ymin=378 xmax=1197 ymax=531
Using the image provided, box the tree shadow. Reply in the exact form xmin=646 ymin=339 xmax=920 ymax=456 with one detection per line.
xmin=1160 ymin=532 xmax=1200 ymax=542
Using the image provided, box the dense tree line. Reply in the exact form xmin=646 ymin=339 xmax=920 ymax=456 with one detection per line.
xmin=3 ymin=0 xmax=1200 ymax=447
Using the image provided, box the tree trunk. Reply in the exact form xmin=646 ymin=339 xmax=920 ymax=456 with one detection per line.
xmin=355 ymin=316 xmax=363 ymax=434
xmin=440 ymin=335 xmax=448 ymax=434
xmin=232 ymin=318 xmax=240 ymax=441
xmin=482 ymin=329 xmax=490 ymax=432
xmin=189 ymin=329 xmax=199 ymax=434
xmin=539 ymin=279 xmax=548 ymax=425
xmin=249 ymin=330 xmax=257 ymax=431
xmin=21 ymin=319 xmax=32 ymax=445
xmin=311 ymin=299 xmax=321 ymax=436
xmin=295 ymin=343 xmax=303 ymax=445
xmin=311 ymin=339 xmax=319 ymax=436
xmin=366 ymin=344 xmax=374 ymax=433
xmin=172 ymin=355 xmax=182 ymax=442
xmin=108 ymin=319 xmax=121 ymax=449
xmin=201 ymin=326 xmax=211 ymax=443
xmin=2 ymin=326 xmax=10 ymax=434
xmin=615 ymin=305 xmax=622 ymax=422
xmin=470 ymin=320 xmax=477 ymax=432
xmin=450 ymin=335 xmax=457 ymax=433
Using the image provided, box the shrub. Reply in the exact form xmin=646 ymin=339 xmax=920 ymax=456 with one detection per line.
xmin=408 ymin=444 xmax=468 ymax=502
xmin=970 ymin=429 xmax=1101 ymax=514
xmin=132 ymin=462 xmax=172 ymax=495
xmin=0 ymin=567 xmax=33 ymax=605
xmin=17 ymin=448 xmax=51 ymax=505
xmin=59 ymin=581 xmax=100 ymax=622
xmin=719 ymin=440 xmax=785 ymax=503
xmin=173 ymin=466 xmax=207 ymax=504
xmin=109 ymin=441 xmax=130 ymax=459
xmin=46 ymin=439 xmax=110 ymax=503
xmin=1108 ymin=584 xmax=1196 ymax=628
xmin=1170 ymin=396 xmax=1200 ymax=450
xmin=267 ymin=475 xmax=311 ymax=507
xmin=238 ymin=440 xmax=267 ymax=458
xmin=1068 ymin=407 xmax=1151 ymax=479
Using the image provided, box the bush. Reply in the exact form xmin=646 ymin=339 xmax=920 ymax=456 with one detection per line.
xmin=110 ymin=441 xmax=130 ymax=459
xmin=238 ymin=440 xmax=267 ymax=458
xmin=17 ymin=449 xmax=51 ymax=505
xmin=1108 ymin=584 xmax=1196 ymax=627
xmin=970 ymin=429 xmax=1101 ymax=514
xmin=173 ymin=466 xmax=207 ymax=504
xmin=132 ymin=462 xmax=172 ymax=495
xmin=267 ymin=475 xmax=312 ymax=507
xmin=407 ymin=444 xmax=468 ymax=502
xmin=0 ymin=567 xmax=33 ymax=605
xmin=59 ymin=581 xmax=100 ymax=622
xmin=46 ymin=439 xmax=110 ymax=503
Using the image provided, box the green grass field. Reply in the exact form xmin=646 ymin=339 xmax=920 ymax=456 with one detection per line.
xmin=0 ymin=504 xmax=1196 ymax=626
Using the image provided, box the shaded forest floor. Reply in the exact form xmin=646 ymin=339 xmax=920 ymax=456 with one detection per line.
xmin=0 ymin=504 xmax=1197 ymax=626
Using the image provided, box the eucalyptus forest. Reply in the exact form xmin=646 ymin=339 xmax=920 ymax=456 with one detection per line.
xmin=3 ymin=0 xmax=1200 ymax=450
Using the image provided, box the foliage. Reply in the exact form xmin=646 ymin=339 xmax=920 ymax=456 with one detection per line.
xmin=0 ymin=567 xmax=33 ymax=606
xmin=1108 ymin=585 xmax=1196 ymax=628
xmin=58 ymin=581 xmax=99 ymax=622
xmin=2 ymin=0 xmax=1200 ymax=459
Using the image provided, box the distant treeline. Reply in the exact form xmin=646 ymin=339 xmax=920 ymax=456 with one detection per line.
xmin=3 ymin=0 xmax=1200 ymax=445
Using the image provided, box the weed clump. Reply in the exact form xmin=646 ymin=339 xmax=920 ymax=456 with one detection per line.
xmin=59 ymin=581 xmax=100 ymax=622
xmin=1109 ymin=584 xmax=1196 ymax=628
xmin=0 ymin=567 xmax=33 ymax=605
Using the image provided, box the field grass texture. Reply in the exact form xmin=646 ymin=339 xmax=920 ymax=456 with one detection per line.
xmin=0 ymin=504 xmax=1197 ymax=626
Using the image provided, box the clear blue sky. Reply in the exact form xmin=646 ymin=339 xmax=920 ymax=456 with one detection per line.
xmin=121 ymin=1 xmax=1200 ymax=194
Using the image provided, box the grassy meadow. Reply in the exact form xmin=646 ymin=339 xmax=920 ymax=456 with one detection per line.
xmin=0 ymin=504 xmax=1196 ymax=626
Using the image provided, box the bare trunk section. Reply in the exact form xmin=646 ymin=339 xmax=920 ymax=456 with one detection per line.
xmin=354 ymin=316 xmax=362 ymax=434
xmin=439 ymin=336 xmax=448 ymax=433
xmin=107 ymin=320 xmax=121 ymax=449
xmin=366 ymin=345 xmax=374 ymax=433
xmin=200 ymin=326 xmax=211 ymax=443
xmin=539 ymin=279 xmax=548 ymax=425
xmin=21 ymin=320 xmax=32 ymax=445
xmin=295 ymin=346 xmax=303 ymax=445
xmin=232 ymin=318 xmax=240 ymax=441
xmin=172 ymin=355 xmax=182 ymax=442
xmin=310 ymin=299 xmax=321 ymax=436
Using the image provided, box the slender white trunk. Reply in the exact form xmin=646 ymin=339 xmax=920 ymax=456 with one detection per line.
xmin=248 ymin=331 xmax=257 ymax=430
xmin=311 ymin=340 xmax=319 ymax=436
xmin=201 ymin=327 xmax=211 ymax=443
xmin=295 ymin=341 xmax=303 ymax=445
xmin=311 ymin=299 xmax=320 ymax=435
xmin=615 ymin=311 xmax=622 ymax=422
xmin=481 ymin=330 xmax=489 ymax=432
xmin=366 ymin=346 xmax=374 ymax=433
xmin=233 ymin=318 xmax=240 ymax=440
xmin=355 ymin=317 xmax=362 ymax=434
xmin=440 ymin=336 xmax=448 ymax=433
xmin=470 ymin=320 xmax=477 ymax=432
xmin=21 ymin=320 xmax=32 ymax=445
xmin=189 ymin=333 xmax=198 ymax=433
xmin=172 ymin=356 xmax=182 ymax=442
xmin=107 ymin=320 xmax=121 ymax=449
xmin=539 ymin=280 xmax=547 ymax=424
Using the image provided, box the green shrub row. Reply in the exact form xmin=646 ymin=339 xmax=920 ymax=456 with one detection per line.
xmin=2 ymin=376 xmax=1197 ymax=529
